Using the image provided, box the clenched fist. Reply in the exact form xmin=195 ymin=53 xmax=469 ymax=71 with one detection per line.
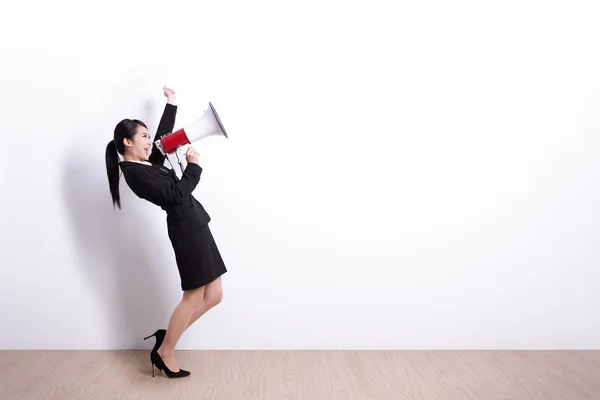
xmin=163 ymin=86 xmax=177 ymax=104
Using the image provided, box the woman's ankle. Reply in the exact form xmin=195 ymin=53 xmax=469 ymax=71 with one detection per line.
xmin=157 ymin=345 xmax=174 ymax=358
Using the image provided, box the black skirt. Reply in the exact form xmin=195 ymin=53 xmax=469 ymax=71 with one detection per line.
xmin=167 ymin=217 xmax=227 ymax=291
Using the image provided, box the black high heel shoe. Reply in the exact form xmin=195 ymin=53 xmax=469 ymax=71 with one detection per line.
xmin=150 ymin=349 xmax=191 ymax=378
xmin=143 ymin=329 xmax=167 ymax=352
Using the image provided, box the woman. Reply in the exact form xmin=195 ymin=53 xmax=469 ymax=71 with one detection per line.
xmin=105 ymin=86 xmax=227 ymax=378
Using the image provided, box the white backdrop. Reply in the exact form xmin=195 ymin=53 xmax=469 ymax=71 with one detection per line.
xmin=1 ymin=0 xmax=600 ymax=350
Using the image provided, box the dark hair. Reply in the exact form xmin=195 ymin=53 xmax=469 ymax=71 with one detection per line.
xmin=105 ymin=118 xmax=148 ymax=209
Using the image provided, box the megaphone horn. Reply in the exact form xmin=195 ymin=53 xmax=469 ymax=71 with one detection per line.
xmin=155 ymin=102 xmax=228 ymax=155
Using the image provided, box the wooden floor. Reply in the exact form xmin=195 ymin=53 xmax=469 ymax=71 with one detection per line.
xmin=1 ymin=350 xmax=599 ymax=399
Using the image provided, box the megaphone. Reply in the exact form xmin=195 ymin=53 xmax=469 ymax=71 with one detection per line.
xmin=155 ymin=102 xmax=228 ymax=156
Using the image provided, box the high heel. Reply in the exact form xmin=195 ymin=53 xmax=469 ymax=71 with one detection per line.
xmin=143 ymin=329 xmax=166 ymax=352
xmin=150 ymin=349 xmax=191 ymax=378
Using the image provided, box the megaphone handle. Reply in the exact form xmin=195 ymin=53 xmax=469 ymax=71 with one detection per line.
xmin=174 ymin=151 xmax=186 ymax=175
xmin=178 ymin=143 xmax=190 ymax=153
xmin=179 ymin=146 xmax=191 ymax=170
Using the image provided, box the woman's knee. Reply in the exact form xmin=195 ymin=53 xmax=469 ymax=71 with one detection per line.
xmin=203 ymin=277 xmax=223 ymax=307
xmin=183 ymin=286 xmax=205 ymax=307
xmin=205 ymin=288 xmax=223 ymax=307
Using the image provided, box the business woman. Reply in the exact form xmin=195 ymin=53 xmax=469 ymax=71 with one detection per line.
xmin=105 ymin=87 xmax=227 ymax=378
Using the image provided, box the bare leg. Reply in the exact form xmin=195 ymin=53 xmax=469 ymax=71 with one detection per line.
xmin=185 ymin=277 xmax=224 ymax=330
xmin=157 ymin=286 xmax=205 ymax=372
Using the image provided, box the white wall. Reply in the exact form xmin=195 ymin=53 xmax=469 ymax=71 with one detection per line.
xmin=1 ymin=0 xmax=600 ymax=350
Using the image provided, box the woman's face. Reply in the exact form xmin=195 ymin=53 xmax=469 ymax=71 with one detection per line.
xmin=125 ymin=125 xmax=153 ymax=161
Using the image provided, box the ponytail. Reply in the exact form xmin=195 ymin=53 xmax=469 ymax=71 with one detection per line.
xmin=105 ymin=140 xmax=121 ymax=209
xmin=107 ymin=117 xmax=147 ymax=209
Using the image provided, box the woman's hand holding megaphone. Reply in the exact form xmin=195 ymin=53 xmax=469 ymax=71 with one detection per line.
xmin=185 ymin=146 xmax=200 ymax=165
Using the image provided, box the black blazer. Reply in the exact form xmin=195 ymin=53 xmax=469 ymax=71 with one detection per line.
xmin=119 ymin=103 xmax=211 ymax=226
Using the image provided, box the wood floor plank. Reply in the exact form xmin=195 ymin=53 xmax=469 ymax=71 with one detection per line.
xmin=1 ymin=350 xmax=599 ymax=400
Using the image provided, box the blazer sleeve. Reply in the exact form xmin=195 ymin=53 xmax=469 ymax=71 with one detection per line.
xmin=148 ymin=103 xmax=178 ymax=166
xmin=127 ymin=163 xmax=203 ymax=206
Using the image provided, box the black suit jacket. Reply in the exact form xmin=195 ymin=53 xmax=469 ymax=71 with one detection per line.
xmin=119 ymin=103 xmax=211 ymax=227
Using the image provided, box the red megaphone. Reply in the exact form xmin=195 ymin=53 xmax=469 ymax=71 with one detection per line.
xmin=155 ymin=102 xmax=228 ymax=155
